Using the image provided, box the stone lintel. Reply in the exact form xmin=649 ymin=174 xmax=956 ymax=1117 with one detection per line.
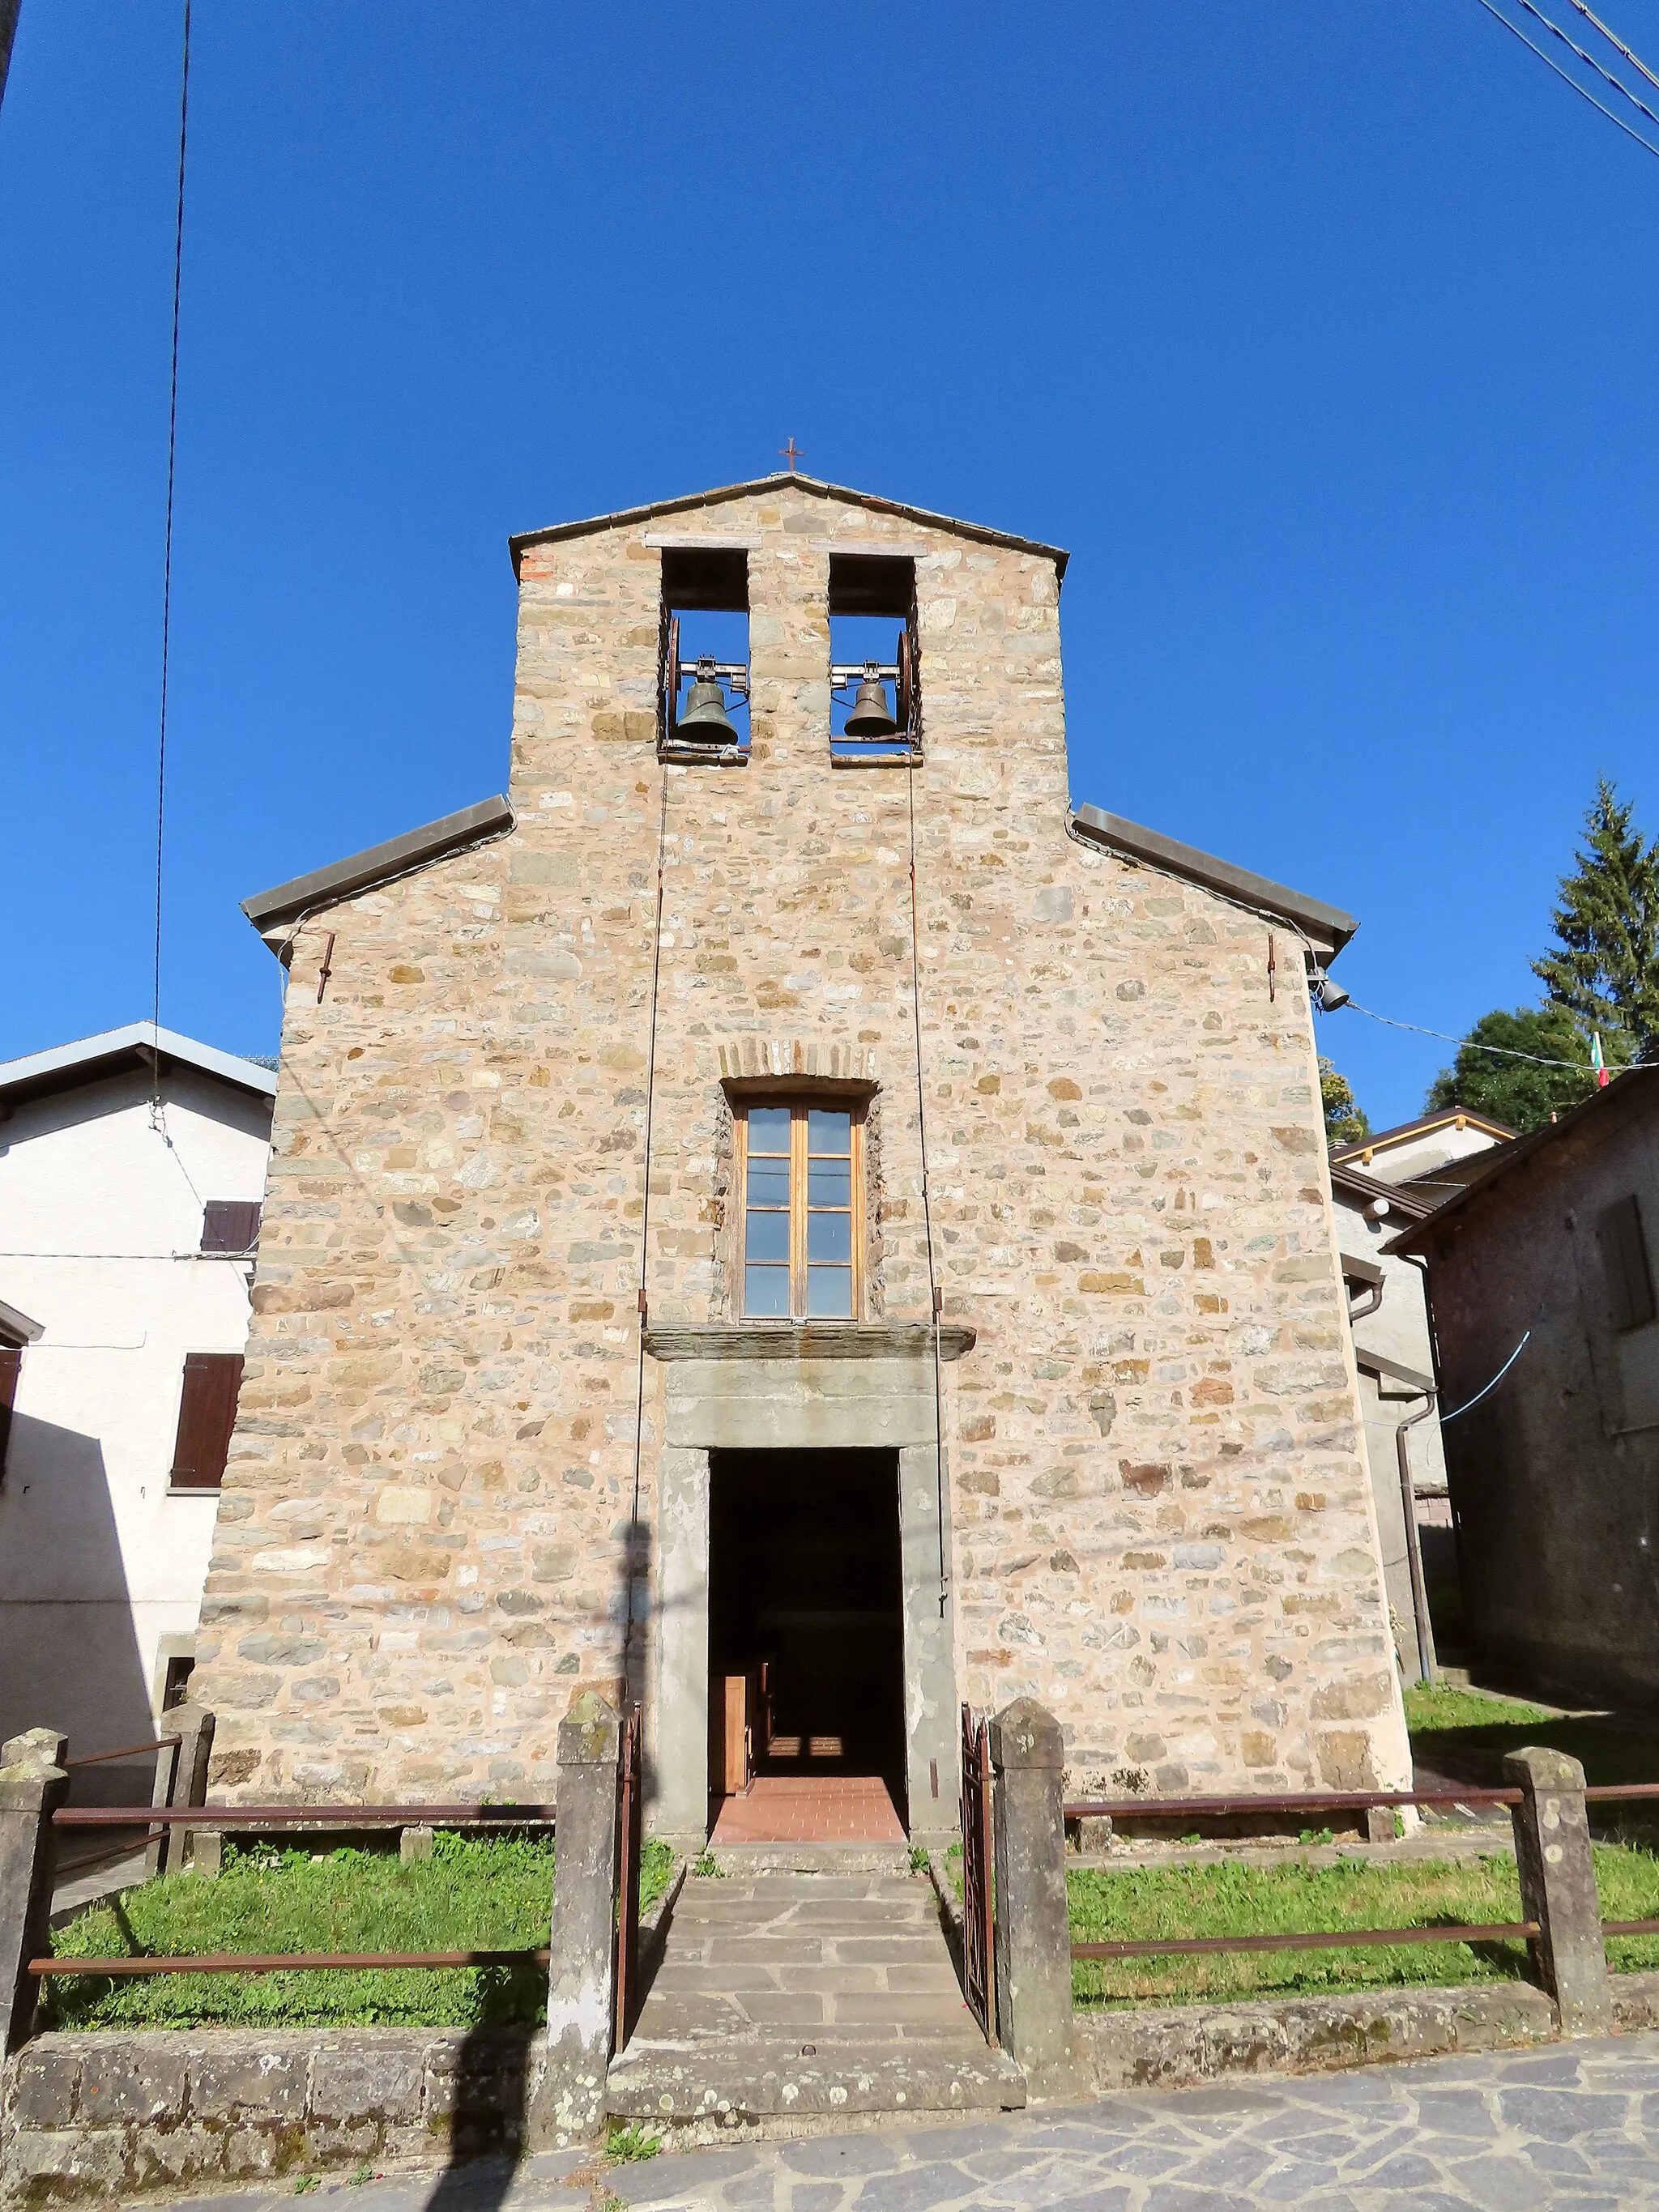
xmin=644 ymin=1322 xmax=975 ymax=1363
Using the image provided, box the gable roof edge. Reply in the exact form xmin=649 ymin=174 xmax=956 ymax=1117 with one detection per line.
xmin=0 ymin=1024 xmax=278 ymax=1110
xmin=508 ymin=473 xmax=1069 ymax=580
xmin=241 ymin=795 xmax=515 ymax=948
xmin=1388 ymin=1065 xmax=1659 ymax=1254
xmin=1067 ymin=804 xmax=1358 ymax=956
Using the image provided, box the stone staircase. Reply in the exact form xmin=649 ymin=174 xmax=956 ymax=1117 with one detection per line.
xmin=605 ymin=1865 xmax=1026 ymax=2131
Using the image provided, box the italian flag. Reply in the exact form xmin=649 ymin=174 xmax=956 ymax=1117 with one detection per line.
xmin=1593 ymin=1031 xmax=1610 ymax=1089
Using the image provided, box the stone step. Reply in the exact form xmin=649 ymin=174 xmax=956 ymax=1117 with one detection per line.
xmin=605 ymin=2035 xmax=1026 ymax=2125
xmin=706 ymin=1842 xmax=915 ymax=1877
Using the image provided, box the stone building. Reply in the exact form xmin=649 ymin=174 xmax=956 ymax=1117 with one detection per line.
xmin=194 ymin=473 xmax=1411 ymax=1845
xmin=1392 ymin=1067 xmax=1659 ymax=1708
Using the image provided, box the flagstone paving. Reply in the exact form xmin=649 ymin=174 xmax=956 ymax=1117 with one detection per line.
xmin=150 ymin=2030 xmax=1659 ymax=2212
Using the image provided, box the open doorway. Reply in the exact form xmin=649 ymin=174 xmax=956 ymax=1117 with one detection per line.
xmin=708 ymin=1447 xmax=906 ymax=1843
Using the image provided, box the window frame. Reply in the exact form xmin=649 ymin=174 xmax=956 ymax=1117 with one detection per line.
xmin=734 ymin=1097 xmax=867 ymax=1323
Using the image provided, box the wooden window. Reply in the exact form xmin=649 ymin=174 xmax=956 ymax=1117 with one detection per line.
xmin=168 ymin=1353 xmax=245 ymax=1491
xmin=201 ymin=1200 xmax=262 ymax=1255
xmin=736 ymin=1101 xmax=864 ymax=1320
xmin=1597 ymin=1196 xmax=1656 ymax=1332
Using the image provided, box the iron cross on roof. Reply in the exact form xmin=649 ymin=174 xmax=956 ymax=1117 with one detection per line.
xmin=778 ymin=437 xmax=804 ymax=473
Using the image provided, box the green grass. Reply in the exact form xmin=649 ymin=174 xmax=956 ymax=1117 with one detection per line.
xmin=44 ymin=1832 xmax=677 ymax=2032
xmin=1404 ymin=1683 xmax=1553 ymax=1735
xmin=1403 ymin=1679 xmax=1659 ymax=1807
xmin=1069 ymin=1844 xmax=1659 ymax=2010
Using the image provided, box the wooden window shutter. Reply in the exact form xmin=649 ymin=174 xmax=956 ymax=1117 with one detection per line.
xmin=169 ymin=1353 xmax=245 ymax=1490
xmin=1597 ymin=1196 xmax=1656 ymax=1333
xmin=0 ymin=1346 xmax=20 ymax=1481
xmin=201 ymin=1200 xmax=262 ymax=1255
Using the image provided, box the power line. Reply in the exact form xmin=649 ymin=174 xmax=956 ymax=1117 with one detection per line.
xmin=152 ymin=0 xmax=194 ymax=1081
xmin=1471 ymin=0 xmax=1659 ymax=158
xmin=1345 ymin=997 xmax=1654 ymax=1072
xmin=1508 ymin=0 xmax=1659 ymax=130
xmin=1567 ymin=0 xmax=1659 ymax=95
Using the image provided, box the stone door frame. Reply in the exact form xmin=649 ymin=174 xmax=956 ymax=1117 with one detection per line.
xmin=643 ymin=1323 xmax=973 ymax=1849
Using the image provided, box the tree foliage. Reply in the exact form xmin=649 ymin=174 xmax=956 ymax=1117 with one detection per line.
xmin=1320 ymin=1057 xmax=1370 ymax=1145
xmin=1425 ymin=1005 xmax=1607 ymax=1134
xmin=1532 ymin=777 xmax=1659 ymax=1065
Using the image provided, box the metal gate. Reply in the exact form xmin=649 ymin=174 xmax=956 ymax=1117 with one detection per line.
xmin=959 ymin=1702 xmax=995 ymax=2043
xmin=614 ymin=1702 xmax=644 ymax=2052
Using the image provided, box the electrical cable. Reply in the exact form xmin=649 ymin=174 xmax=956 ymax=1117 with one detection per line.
xmin=1508 ymin=0 xmax=1659 ymax=129
xmin=151 ymin=0 xmax=194 ymax=1106
xmin=1343 ymin=998 xmax=1655 ymax=1072
xmin=1439 ymin=1329 xmax=1534 ymax=1422
xmin=1471 ymin=0 xmax=1659 ymax=157
xmin=1568 ymin=0 xmax=1659 ymax=94
xmin=621 ymin=757 xmax=670 ymax=1690
xmin=906 ymin=737 xmax=949 ymax=1617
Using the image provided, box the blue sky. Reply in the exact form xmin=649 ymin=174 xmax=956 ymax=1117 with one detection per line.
xmin=3 ymin=2 xmax=1657 ymax=1128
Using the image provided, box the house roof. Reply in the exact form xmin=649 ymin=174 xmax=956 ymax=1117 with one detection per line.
xmin=508 ymin=473 xmax=1070 ymax=582
xmin=1330 ymin=1159 xmax=1437 ymax=1223
xmin=1388 ymin=1066 xmax=1659 ymax=1255
xmin=241 ymin=795 xmax=515 ymax=946
xmin=0 ymin=1297 xmax=44 ymax=1348
xmin=0 ymin=1024 xmax=278 ymax=1115
xmin=1066 ymin=806 xmax=1358 ymax=957
xmin=1331 ymin=1106 xmax=1516 ymax=1170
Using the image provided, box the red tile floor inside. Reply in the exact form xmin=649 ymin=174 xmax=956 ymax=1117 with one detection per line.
xmin=708 ymin=1775 xmax=906 ymax=1845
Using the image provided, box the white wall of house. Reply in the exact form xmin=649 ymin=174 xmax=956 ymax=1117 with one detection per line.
xmin=0 ymin=1055 xmax=272 ymax=1792
xmin=1335 ymin=1187 xmax=1449 ymax=1677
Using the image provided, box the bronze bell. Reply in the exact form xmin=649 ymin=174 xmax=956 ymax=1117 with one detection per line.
xmin=843 ymin=664 xmax=898 ymax=739
xmin=677 ymin=658 xmax=739 ymax=744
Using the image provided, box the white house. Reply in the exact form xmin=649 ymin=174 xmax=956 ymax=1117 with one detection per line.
xmin=1329 ymin=1110 xmax=1513 ymax=1682
xmin=0 ymin=1025 xmax=274 ymax=1800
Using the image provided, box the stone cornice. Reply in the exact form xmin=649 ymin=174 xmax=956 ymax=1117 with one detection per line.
xmin=643 ymin=1322 xmax=976 ymax=1363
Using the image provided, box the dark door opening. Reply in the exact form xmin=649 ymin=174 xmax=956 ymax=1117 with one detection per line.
xmin=708 ymin=1447 xmax=907 ymax=1836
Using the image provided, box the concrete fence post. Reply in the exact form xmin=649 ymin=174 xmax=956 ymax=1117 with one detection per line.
xmin=1504 ymin=1745 xmax=1610 ymax=2034
xmin=988 ymin=1697 xmax=1073 ymax=2078
xmin=151 ymin=1703 xmax=216 ymax=1877
xmin=1 ymin=1741 xmax=69 ymax=2053
xmin=529 ymin=1691 xmax=621 ymax=2146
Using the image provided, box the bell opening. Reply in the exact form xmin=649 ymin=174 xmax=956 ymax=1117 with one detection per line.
xmin=830 ymin=608 xmax=909 ymax=752
xmin=666 ymin=603 xmax=750 ymax=757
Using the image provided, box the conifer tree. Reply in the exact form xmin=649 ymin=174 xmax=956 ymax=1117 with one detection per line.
xmin=1532 ymin=778 xmax=1659 ymax=1064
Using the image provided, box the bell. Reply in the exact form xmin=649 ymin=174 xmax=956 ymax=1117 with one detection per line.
xmin=676 ymin=658 xmax=739 ymax=744
xmin=844 ymin=665 xmax=898 ymax=739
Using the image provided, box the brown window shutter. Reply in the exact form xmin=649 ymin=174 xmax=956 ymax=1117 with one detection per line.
xmin=1597 ymin=1196 xmax=1656 ymax=1333
xmin=0 ymin=1346 xmax=20 ymax=1481
xmin=169 ymin=1353 xmax=245 ymax=1490
xmin=201 ymin=1200 xmax=263 ymax=1255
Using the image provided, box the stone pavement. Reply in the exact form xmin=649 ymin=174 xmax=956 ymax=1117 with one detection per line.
xmin=150 ymin=2031 xmax=1659 ymax=2211
xmin=605 ymin=1870 xmax=1025 ymax=2120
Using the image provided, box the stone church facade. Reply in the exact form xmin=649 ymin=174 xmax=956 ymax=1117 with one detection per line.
xmin=194 ymin=474 xmax=1411 ymax=1843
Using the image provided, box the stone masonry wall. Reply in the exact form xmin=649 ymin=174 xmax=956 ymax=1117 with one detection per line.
xmin=191 ymin=480 xmax=1410 ymax=1809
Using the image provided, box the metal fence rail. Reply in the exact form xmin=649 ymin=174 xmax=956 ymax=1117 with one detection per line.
xmin=53 ymin=1803 xmax=556 ymax=1828
xmin=1065 ymin=1781 xmax=1659 ymax=1968
xmin=31 ymin=1948 xmax=551 ymax=1979
xmin=1073 ymin=1921 xmax=1539 ymax=1961
xmin=62 ymin=1735 xmax=181 ymax=1771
